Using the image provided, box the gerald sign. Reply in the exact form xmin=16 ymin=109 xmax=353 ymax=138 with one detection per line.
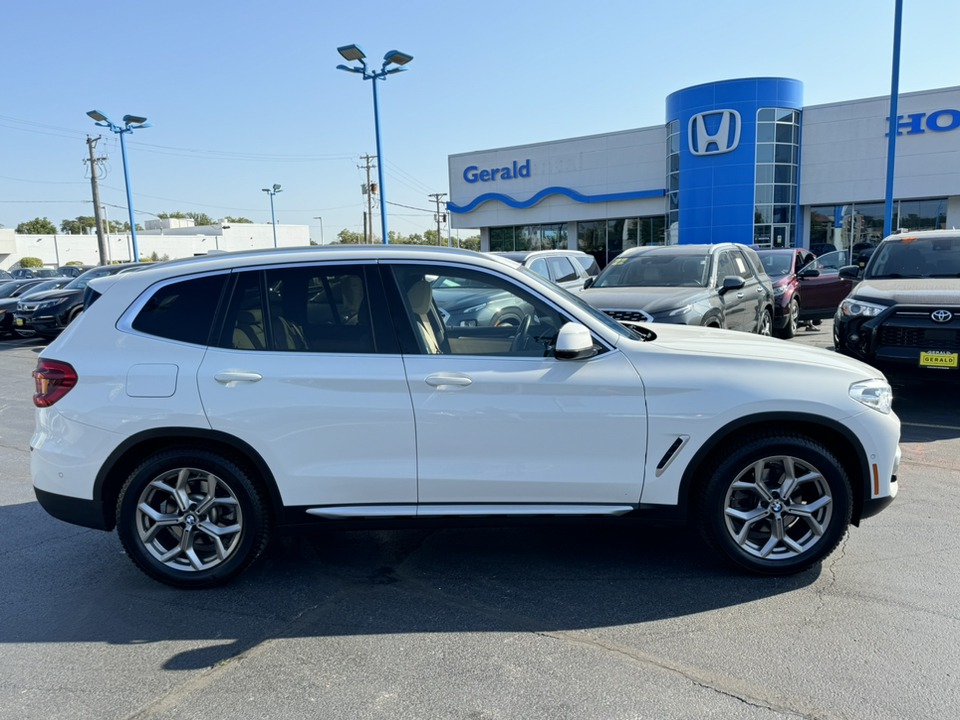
xmin=464 ymin=159 xmax=531 ymax=183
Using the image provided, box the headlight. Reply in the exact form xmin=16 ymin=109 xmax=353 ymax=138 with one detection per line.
xmin=461 ymin=302 xmax=488 ymax=314
xmin=840 ymin=298 xmax=886 ymax=318
xmin=666 ymin=304 xmax=693 ymax=317
xmin=36 ymin=298 xmax=68 ymax=310
xmin=849 ymin=379 xmax=893 ymax=414
xmin=773 ymin=285 xmax=787 ymax=297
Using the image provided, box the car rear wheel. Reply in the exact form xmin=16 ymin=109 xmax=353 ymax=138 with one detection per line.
xmin=116 ymin=448 xmax=270 ymax=588
xmin=697 ymin=433 xmax=852 ymax=575
xmin=757 ymin=308 xmax=773 ymax=336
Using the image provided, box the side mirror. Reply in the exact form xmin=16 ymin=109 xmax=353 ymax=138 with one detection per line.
xmin=583 ymin=276 xmax=594 ymax=289
xmin=838 ymin=265 xmax=861 ymax=281
xmin=555 ymin=322 xmax=597 ymax=360
xmin=718 ymin=275 xmax=745 ymax=295
xmin=798 ymin=267 xmax=821 ymax=279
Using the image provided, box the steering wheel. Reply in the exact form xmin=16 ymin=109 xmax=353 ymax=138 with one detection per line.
xmin=510 ymin=314 xmax=533 ymax=353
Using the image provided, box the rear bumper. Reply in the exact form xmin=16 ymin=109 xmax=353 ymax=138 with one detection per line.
xmin=34 ymin=487 xmax=110 ymax=531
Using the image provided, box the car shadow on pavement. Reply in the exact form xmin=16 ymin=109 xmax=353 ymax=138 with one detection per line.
xmin=1 ymin=501 xmax=821 ymax=671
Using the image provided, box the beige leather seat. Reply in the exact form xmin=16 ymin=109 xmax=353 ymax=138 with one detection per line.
xmin=407 ymin=280 xmax=442 ymax=354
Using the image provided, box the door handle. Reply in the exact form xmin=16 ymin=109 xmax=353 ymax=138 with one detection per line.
xmin=215 ymin=371 xmax=263 ymax=385
xmin=425 ymin=374 xmax=472 ymax=388
xmin=736 ymin=292 xmax=744 ymax=299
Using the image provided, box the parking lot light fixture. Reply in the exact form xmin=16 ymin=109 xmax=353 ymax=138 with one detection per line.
xmin=87 ymin=110 xmax=152 ymax=262
xmin=337 ymin=44 xmax=414 ymax=245
xmin=263 ymin=184 xmax=282 ymax=247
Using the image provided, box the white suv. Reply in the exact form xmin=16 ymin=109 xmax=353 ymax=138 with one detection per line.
xmin=31 ymin=246 xmax=900 ymax=587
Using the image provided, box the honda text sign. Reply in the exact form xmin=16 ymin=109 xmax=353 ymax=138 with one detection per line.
xmin=688 ymin=109 xmax=742 ymax=156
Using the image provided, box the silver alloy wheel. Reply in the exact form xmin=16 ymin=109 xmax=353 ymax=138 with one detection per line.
xmin=135 ymin=467 xmax=244 ymax=572
xmin=788 ymin=298 xmax=799 ymax=335
xmin=759 ymin=310 xmax=773 ymax=336
xmin=722 ymin=455 xmax=833 ymax=560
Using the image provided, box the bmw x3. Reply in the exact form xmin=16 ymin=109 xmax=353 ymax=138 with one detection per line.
xmin=31 ymin=246 xmax=900 ymax=587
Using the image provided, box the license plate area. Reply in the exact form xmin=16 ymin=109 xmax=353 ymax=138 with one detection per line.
xmin=919 ymin=350 xmax=959 ymax=369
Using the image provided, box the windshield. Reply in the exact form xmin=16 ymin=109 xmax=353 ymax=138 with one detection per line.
xmin=865 ymin=236 xmax=960 ymax=279
xmin=510 ymin=263 xmax=634 ymax=338
xmin=758 ymin=253 xmax=793 ymax=276
xmin=0 ymin=282 xmax=31 ymax=298
xmin=22 ymin=280 xmax=64 ymax=295
xmin=594 ymin=253 xmax=711 ymax=288
xmin=65 ymin=266 xmax=117 ymax=290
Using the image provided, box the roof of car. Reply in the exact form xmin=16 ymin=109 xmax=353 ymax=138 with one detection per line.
xmin=620 ymin=243 xmax=743 ymax=257
xmin=882 ymin=229 xmax=960 ymax=242
xmin=493 ymin=250 xmax=588 ymax=261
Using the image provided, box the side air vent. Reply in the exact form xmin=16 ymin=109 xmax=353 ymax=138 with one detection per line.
xmin=656 ymin=435 xmax=690 ymax=477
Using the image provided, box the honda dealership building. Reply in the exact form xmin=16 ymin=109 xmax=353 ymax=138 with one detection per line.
xmin=447 ymin=77 xmax=960 ymax=266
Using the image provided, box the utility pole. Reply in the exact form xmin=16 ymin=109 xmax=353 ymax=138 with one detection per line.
xmin=85 ymin=136 xmax=108 ymax=265
xmin=429 ymin=193 xmax=447 ymax=246
xmin=359 ymin=154 xmax=377 ymax=243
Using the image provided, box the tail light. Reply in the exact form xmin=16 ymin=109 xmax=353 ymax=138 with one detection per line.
xmin=33 ymin=359 xmax=77 ymax=408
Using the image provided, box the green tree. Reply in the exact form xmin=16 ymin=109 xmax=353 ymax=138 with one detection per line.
xmin=16 ymin=217 xmax=57 ymax=234
xmin=457 ymin=235 xmax=481 ymax=252
xmin=336 ymin=229 xmax=364 ymax=245
xmin=224 ymin=216 xmax=252 ymax=223
xmin=158 ymin=211 xmax=216 ymax=226
xmin=118 ymin=222 xmax=143 ymax=232
xmin=19 ymin=256 xmax=43 ymax=268
xmin=60 ymin=216 xmax=97 ymax=234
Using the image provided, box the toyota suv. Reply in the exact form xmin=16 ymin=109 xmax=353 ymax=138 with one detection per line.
xmin=31 ymin=245 xmax=899 ymax=588
xmin=834 ymin=230 xmax=960 ymax=375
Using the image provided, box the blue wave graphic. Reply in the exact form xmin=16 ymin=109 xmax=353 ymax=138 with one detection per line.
xmin=447 ymin=187 xmax=665 ymax=214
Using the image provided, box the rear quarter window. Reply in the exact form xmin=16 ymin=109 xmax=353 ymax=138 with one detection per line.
xmin=131 ymin=274 xmax=228 ymax=345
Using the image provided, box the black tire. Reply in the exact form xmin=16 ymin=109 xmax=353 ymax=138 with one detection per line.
xmin=778 ymin=298 xmax=800 ymax=339
xmin=116 ymin=448 xmax=270 ymax=588
xmin=66 ymin=307 xmax=83 ymax=325
xmin=697 ymin=433 xmax=852 ymax=575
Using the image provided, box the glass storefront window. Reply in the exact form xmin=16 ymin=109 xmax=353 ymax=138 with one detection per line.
xmin=490 ymin=227 xmax=514 ymax=252
xmin=577 ymin=216 xmax=666 ymax=267
xmin=754 ymin=107 xmax=800 ymax=248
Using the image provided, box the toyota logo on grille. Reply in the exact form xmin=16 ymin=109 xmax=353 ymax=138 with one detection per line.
xmin=931 ymin=309 xmax=953 ymax=323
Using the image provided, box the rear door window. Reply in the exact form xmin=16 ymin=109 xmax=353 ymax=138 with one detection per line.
xmin=132 ymin=274 xmax=228 ymax=346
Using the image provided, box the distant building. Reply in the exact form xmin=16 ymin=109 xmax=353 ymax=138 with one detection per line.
xmin=448 ymin=78 xmax=960 ymax=267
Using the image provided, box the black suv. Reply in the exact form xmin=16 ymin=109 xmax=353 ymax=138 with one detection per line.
xmin=13 ymin=263 xmax=147 ymax=339
xmin=834 ymin=230 xmax=960 ymax=374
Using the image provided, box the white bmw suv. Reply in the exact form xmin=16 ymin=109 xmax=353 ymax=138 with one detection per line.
xmin=31 ymin=246 xmax=900 ymax=587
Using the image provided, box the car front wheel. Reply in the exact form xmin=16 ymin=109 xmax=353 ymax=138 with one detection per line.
xmin=778 ymin=297 xmax=800 ymax=339
xmin=117 ymin=448 xmax=270 ymax=588
xmin=698 ymin=433 xmax=852 ymax=575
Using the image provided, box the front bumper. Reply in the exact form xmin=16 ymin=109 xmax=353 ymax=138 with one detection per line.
xmin=835 ymin=304 xmax=960 ymax=373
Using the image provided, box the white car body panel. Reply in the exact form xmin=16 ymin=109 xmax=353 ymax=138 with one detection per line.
xmin=197 ymin=347 xmax=417 ymax=507
xmin=403 ymin=350 xmax=646 ymax=505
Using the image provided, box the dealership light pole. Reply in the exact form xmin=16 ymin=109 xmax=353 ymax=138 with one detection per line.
xmin=87 ymin=110 xmax=151 ymax=262
xmin=263 ymin=184 xmax=282 ymax=247
xmin=313 ymin=216 xmax=324 ymax=245
xmin=337 ymin=44 xmax=413 ymax=245
xmin=883 ymin=0 xmax=904 ymax=240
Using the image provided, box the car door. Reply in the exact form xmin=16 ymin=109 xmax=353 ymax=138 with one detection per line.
xmin=714 ymin=250 xmax=748 ymax=330
xmin=798 ymin=250 xmax=854 ymax=315
xmin=385 ymin=262 xmax=647 ymax=510
xmin=197 ymin=262 xmax=418 ymax=510
xmin=733 ymin=248 xmax=768 ymax=332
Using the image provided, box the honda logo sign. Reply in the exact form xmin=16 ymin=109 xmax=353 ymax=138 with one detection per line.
xmin=688 ymin=109 xmax=741 ymax=156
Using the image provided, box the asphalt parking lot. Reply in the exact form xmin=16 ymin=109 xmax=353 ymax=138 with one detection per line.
xmin=1 ymin=325 xmax=959 ymax=720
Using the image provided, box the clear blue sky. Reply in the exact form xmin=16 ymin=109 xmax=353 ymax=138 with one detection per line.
xmin=2 ymin=0 xmax=957 ymax=244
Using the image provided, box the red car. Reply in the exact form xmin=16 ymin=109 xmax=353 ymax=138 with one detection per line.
xmin=755 ymin=249 xmax=854 ymax=338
